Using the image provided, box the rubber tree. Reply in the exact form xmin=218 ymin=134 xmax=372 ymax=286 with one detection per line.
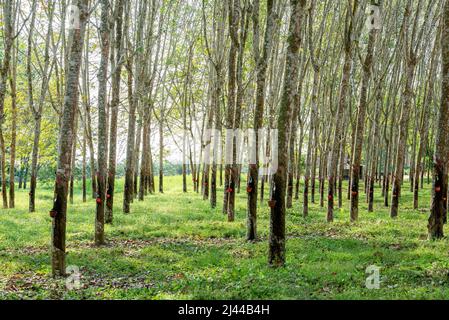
xmin=50 ymin=0 xmax=89 ymax=276
xmin=428 ymin=0 xmax=449 ymax=240
xmin=269 ymin=0 xmax=306 ymax=267
xmin=247 ymin=0 xmax=276 ymax=241
xmin=0 ymin=0 xmax=14 ymax=209
xmin=95 ymin=0 xmax=110 ymax=246
xmin=106 ymin=0 xmax=125 ymax=223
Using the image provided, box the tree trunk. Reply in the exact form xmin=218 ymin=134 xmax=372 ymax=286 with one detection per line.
xmin=391 ymin=60 xmax=416 ymax=218
xmin=368 ymin=88 xmax=382 ymax=212
xmin=211 ymin=69 xmax=223 ymax=209
xmin=223 ymin=0 xmax=240 ymax=222
xmin=349 ymin=17 xmax=376 ymax=222
xmin=304 ymin=71 xmax=319 ymax=217
xmin=95 ymin=0 xmax=110 ymax=246
xmin=69 ymin=112 xmax=78 ymax=204
xmin=0 ymin=0 xmax=14 ymax=209
xmin=134 ymin=119 xmax=142 ymax=199
xmin=159 ymin=110 xmax=164 ymax=193
xmin=51 ymin=0 xmax=88 ymax=276
xmin=247 ymin=0 xmax=275 ymax=240
xmin=414 ymin=30 xmax=439 ymax=209
xmin=123 ymin=4 xmax=138 ymax=213
xmin=29 ymin=0 xmax=54 ymax=212
xmin=269 ymin=0 xmax=306 ymax=267
xmin=9 ymin=40 xmax=17 ymax=209
xmin=203 ymin=100 xmax=213 ymax=201
xmin=29 ymin=103 xmax=40 ymax=209
xmin=82 ymin=127 xmax=87 ymax=203
xmin=18 ymin=159 xmax=23 ymax=189
xmin=295 ymin=125 xmax=304 ymax=200
xmin=182 ymin=43 xmax=195 ymax=194
xmin=428 ymin=0 xmax=449 ymax=239
xmin=139 ymin=118 xmax=150 ymax=201
xmin=106 ymin=0 xmax=124 ymax=223
xmin=82 ymin=42 xmax=96 ymax=199
xmin=23 ymin=160 xmax=28 ymax=189
xmin=287 ymin=57 xmax=306 ymax=209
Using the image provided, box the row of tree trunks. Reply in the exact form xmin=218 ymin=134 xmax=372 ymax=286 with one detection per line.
xmin=140 ymin=0 xmax=163 ymax=202
xmin=4 ymin=0 xmax=439 ymax=274
xmin=391 ymin=0 xmax=434 ymax=218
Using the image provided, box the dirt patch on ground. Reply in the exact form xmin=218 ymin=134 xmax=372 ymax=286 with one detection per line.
xmin=2 ymin=236 xmax=241 ymax=256
xmin=0 ymin=268 xmax=156 ymax=299
xmin=0 ymin=236 xmax=242 ymax=298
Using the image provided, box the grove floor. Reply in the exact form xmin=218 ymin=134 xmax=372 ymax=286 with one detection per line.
xmin=0 ymin=176 xmax=448 ymax=299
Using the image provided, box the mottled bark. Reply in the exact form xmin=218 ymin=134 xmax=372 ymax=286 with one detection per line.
xmin=82 ymin=128 xmax=87 ymax=203
xmin=0 ymin=0 xmax=13 ymax=209
xmin=223 ymin=0 xmax=240 ymax=222
xmin=428 ymin=0 xmax=449 ymax=239
xmin=29 ymin=0 xmax=54 ymax=212
xmin=28 ymin=0 xmax=38 ymax=212
xmin=95 ymin=0 xmax=110 ymax=245
xmin=123 ymin=2 xmax=137 ymax=213
xmin=391 ymin=0 xmax=432 ymax=218
xmin=269 ymin=0 xmax=306 ymax=267
xmin=247 ymin=0 xmax=275 ymax=241
xmin=391 ymin=61 xmax=416 ymax=218
xmin=82 ymin=41 xmax=96 ymax=199
xmin=159 ymin=109 xmax=164 ymax=194
xmin=368 ymin=89 xmax=382 ymax=212
xmin=295 ymin=125 xmax=304 ymax=200
xmin=287 ymin=58 xmax=306 ymax=209
xmin=139 ymin=120 xmax=150 ymax=201
xmin=134 ymin=120 xmax=142 ymax=198
xmin=202 ymin=105 xmax=212 ymax=201
xmin=51 ymin=0 xmax=88 ymax=276
xmin=211 ymin=74 xmax=222 ymax=208
xmin=69 ymin=112 xmax=78 ymax=204
xmin=182 ymin=44 xmax=195 ymax=194
xmin=106 ymin=0 xmax=125 ymax=223
xmin=229 ymin=1 xmax=249 ymax=213
xmin=349 ymin=15 xmax=376 ymax=222
xmin=9 ymin=40 xmax=17 ymax=209
xmin=304 ymin=71 xmax=319 ymax=217
xmin=337 ymin=131 xmax=346 ymax=209
xmin=414 ymin=30 xmax=439 ymax=209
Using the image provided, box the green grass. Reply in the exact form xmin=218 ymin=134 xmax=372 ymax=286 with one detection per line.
xmin=0 ymin=176 xmax=448 ymax=300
